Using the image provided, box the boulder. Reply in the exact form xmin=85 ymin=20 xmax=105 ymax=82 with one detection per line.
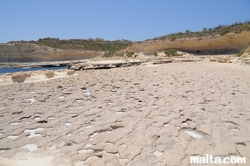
xmin=11 ymin=72 xmax=31 ymax=83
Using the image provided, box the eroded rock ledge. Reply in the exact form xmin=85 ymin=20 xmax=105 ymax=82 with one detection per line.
xmin=127 ymin=31 xmax=250 ymax=54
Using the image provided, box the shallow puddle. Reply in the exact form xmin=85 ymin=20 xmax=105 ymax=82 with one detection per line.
xmin=22 ymin=144 xmax=39 ymax=152
xmin=184 ymin=130 xmax=204 ymax=138
xmin=24 ymin=128 xmax=44 ymax=138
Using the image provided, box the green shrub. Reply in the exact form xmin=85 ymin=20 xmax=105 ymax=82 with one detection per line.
xmin=196 ymin=33 xmax=202 ymax=37
xmin=236 ymin=48 xmax=246 ymax=57
xmin=153 ymin=52 xmax=158 ymax=56
xmin=178 ymin=35 xmax=183 ymax=38
xmin=218 ymin=26 xmax=230 ymax=36
xmin=164 ymin=49 xmax=177 ymax=56
xmin=126 ymin=51 xmax=135 ymax=57
xmin=170 ymin=36 xmax=176 ymax=41
xmin=115 ymin=53 xmax=124 ymax=57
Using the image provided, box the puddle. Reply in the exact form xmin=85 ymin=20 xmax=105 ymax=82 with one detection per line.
xmin=84 ymin=143 xmax=93 ymax=148
xmin=7 ymin=135 xmax=19 ymax=139
xmin=65 ymin=122 xmax=72 ymax=127
xmin=22 ymin=144 xmax=38 ymax=152
xmin=47 ymin=145 xmax=56 ymax=150
xmin=90 ymin=132 xmax=98 ymax=138
xmin=103 ymin=150 xmax=119 ymax=156
xmin=76 ymin=99 xmax=83 ymax=102
xmin=184 ymin=130 xmax=204 ymax=138
xmin=182 ymin=122 xmax=188 ymax=126
xmin=69 ymin=113 xmax=78 ymax=117
xmin=121 ymin=144 xmax=127 ymax=147
xmin=85 ymin=125 xmax=94 ymax=129
xmin=153 ymin=151 xmax=163 ymax=157
xmin=25 ymin=98 xmax=36 ymax=104
xmin=82 ymin=88 xmax=91 ymax=97
xmin=47 ymin=116 xmax=55 ymax=120
xmin=34 ymin=117 xmax=41 ymax=120
xmin=10 ymin=122 xmax=19 ymax=125
xmin=116 ymin=111 xmax=125 ymax=114
xmin=78 ymin=149 xmax=93 ymax=154
xmin=0 ymin=150 xmax=6 ymax=153
xmin=232 ymin=128 xmax=239 ymax=131
xmin=24 ymin=128 xmax=44 ymax=138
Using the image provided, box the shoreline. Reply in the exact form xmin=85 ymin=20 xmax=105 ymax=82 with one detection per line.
xmin=0 ymin=58 xmax=249 ymax=86
xmin=0 ymin=59 xmax=89 ymax=69
xmin=0 ymin=54 xmax=238 ymax=69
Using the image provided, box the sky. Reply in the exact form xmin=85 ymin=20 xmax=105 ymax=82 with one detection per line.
xmin=0 ymin=0 xmax=250 ymax=43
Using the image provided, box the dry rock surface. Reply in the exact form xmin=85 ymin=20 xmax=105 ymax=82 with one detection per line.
xmin=0 ymin=61 xmax=250 ymax=166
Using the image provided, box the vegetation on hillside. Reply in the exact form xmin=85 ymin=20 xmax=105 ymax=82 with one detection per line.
xmin=151 ymin=21 xmax=250 ymax=41
xmin=8 ymin=38 xmax=133 ymax=56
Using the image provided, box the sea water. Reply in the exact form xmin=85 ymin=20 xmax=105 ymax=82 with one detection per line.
xmin=0 ymin=67 xmax=66 ymax=74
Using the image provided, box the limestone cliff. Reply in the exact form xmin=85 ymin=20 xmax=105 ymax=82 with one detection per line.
xmin=127 ymin=31 xmax=250 ymax=54
xmin=0 ymin=43 xmax=103 ymax=62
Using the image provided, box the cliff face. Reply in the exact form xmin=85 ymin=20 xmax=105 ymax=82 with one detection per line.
xmin=0 ymin=43 xmax=103 ymax=62
xmin=127 ymin=31 xmax=250 ymax=54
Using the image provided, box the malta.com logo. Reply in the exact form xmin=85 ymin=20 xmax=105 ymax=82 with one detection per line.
xmin=190 ymin=154 xmax=246 ymax=164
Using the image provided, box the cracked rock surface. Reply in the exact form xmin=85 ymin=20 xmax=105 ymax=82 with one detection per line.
xmin=0 ymin=61 xmax=250 ymax=166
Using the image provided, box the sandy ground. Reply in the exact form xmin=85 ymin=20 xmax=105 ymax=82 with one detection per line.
xmin=0 ymin=61 xmax=250 ymax=166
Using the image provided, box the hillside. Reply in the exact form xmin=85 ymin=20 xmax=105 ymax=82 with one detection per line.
xmin=127 ymin=21 xmax=250 ymax=54
xmin=0 ymin=43 xmax=103 ymax=62
xmin=0 ymin=21 xmax=250 ymax=62
xmin=0 ymin=39 xmax=132 ymax=62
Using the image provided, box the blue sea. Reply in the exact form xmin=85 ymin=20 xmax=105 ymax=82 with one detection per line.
xmin=0 ymin=67 xmax=66 ymax=74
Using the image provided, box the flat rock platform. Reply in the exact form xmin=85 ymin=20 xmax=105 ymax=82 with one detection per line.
xmin=0 ymin=61 xmax=249 ymax=166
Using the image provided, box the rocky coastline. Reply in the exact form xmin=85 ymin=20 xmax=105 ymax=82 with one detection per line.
xmin=1 ymin=54 xmax=249 ymax=71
